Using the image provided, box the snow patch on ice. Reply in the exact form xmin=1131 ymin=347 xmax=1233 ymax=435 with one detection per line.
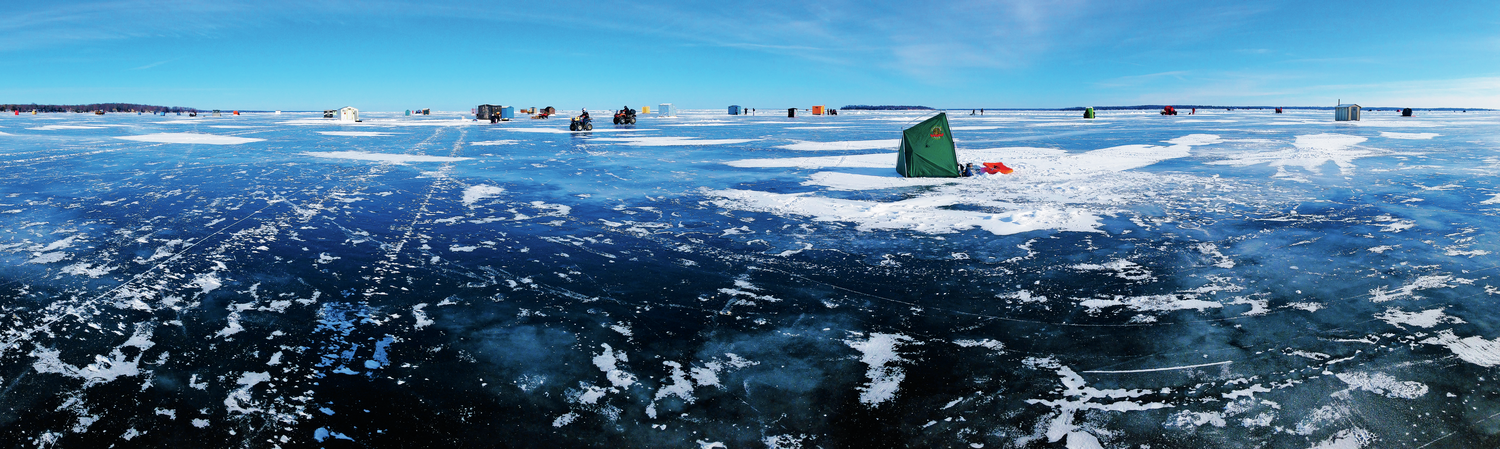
xmin=1071 ymin=259 xmax=1153 ymax=281
xmin=1026 ymin=366 xmax=1170 ymax=445
xmin=26 ymin=251 xmax=70 ymax=264
xmin=224 ymin=371 xmax=270 ymax=414
xmin=1310 ymin=427 xmax=1374 ymax=449
xmin=591 ymin=136 xmax=756 ymax=146
xmin=28 ymin=125 xmax=106 ymax=130
xmin=1080 ymin=294 xmax=1223 ymax=313
xmin=727 ymin=153 xmax=902 ymax=169
xmin=953 ymin=339 xmax=1005 ymax=355
xmin=1420 ymin=330 xmax=1500 ymax=367
xmin=844 ymin=333 xmax=918 ymax=407
xmin=303 ymin=151 xmax=472 ymax=163
xmin=1335 ymin=372 xmax=1427 ymax=399
xmin=319 ymin=131 xmax=398 ymax=137
xmin=60 ymin=262 xmax=116 ymax=278
xmin=116 ymin=133 xmax=265 ymax=145
xmin=707 ymin=189 xmax=1104 ymax=236
xmin=191 ymin=273 xmax=223 ymax=294
xmin=1168 ymin=411 xmax=1227 ymax=428
xmin=505 ymin=127 xmax=652 ymax=134
xmin=1374 ymin=307 xmax=1463 ymax=329
xmin=31 ymin=325 xmax=154 ymax=387
xmin=654 ymin=361 xmax=697 ymax=403
xmin=1380 ymin=132 xmax=1438 ymax=140
xmin=462 ymin=185 xmax=504 ymax=206
xmin=1208 ymin=133 xmax=1372 ymax=176
xmin=412 ymin=303 xmax=434 ymax=329
xmin=1372 ymin=215 xmax=1415 ymax=233
xmin=592 ymin=344 xmax=636 ymax=388
xmin=1369 ymin=275 xmax=1468 ymax=302
xmin=777 ymin=139 xmax=899 ymax=151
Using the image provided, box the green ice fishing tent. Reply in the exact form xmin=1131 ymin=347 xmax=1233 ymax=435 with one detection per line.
xmin=895 ymin=112 xmax=960 ymax=177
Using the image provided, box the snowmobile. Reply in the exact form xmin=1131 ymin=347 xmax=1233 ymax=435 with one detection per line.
xmin=569 ymin=114 xmax=593 ymax=131
xmin=613 ymin=107 xmax=637 ymax=125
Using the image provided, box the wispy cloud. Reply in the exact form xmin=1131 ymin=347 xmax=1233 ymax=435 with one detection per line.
xmin=130 ymin=59 xmax=176 ymax=70
xmin=0 ymin=1 xmax=256 ymax=50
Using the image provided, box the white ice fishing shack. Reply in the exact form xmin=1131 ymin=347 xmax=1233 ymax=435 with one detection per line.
xmin=339 ymin=107 xmax=360 ymax=122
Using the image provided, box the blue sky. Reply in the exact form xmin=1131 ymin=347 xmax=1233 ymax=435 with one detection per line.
xmin=1 ymin=1 xmax=1496 ymax=111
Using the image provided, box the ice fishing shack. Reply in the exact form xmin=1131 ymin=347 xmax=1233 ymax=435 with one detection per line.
xmin=1334 ymin=104 xmax=1361 ymax=121
xmin=476 ymin=104 xmax=502 ymax=121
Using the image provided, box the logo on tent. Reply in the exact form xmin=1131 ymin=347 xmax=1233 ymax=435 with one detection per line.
xmin=929 ymin=126 xmax=944 ymax=139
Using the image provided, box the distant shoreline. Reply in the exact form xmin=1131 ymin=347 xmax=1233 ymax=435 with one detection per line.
xmin=2 ymin=103 xmax=199 ymax=113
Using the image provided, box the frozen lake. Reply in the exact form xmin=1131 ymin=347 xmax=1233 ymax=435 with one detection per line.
xmin=2 ymin=108 xmax=1499 ymax=447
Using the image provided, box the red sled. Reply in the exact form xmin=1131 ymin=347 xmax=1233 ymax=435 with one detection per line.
xmin=982 ymin=162 xmax=1013 ymax=175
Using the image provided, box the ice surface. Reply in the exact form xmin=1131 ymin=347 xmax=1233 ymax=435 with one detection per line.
xmin=2 ymin=109 xmax=1499 ymax=447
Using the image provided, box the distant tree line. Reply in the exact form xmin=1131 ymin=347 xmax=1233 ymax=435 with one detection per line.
xmin=842 ymin=105 xmax=935 ymax=110
xmin=1 ymin=103 xmax=199 ymax=113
